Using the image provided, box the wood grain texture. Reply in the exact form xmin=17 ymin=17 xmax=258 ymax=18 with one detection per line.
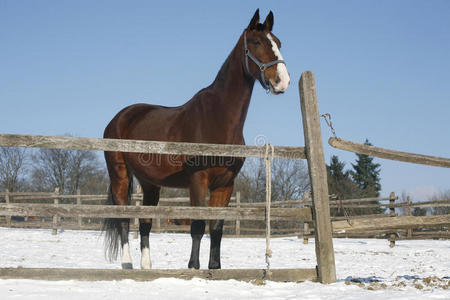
xmin=0 ymin=133 xmax=306 ymax=159
xmin=0 ymin=203 xmax=313 ymax=222
xmin=329 ymin=137 xmax=450 ymax=168
xmin=299 ymin=71 xmax=336 ymax=283
xmin=332 ymin=215 xmax=450 ymax=232
xmin=0 ymin=268 xmax=317 ymax=282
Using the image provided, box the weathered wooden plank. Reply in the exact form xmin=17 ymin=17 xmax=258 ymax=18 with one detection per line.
xmin=52 ymin=188 xmax=60 ymax=235
xmin=329 ymin=137 xmax=450 ymax=168
xmin=332 ymin=215 xmax=450 ymax=233
xmin=329 ymin=201 xmax=450 ymax=209
xmin=5 ymin=189 xmax=11 ymax=227
xmin=299 ymin=71 xmax=336 ymax=284
xmin=0 ymin=221 xmax=104 ymax=231
xmin=306 ymin=229 xmax=406 ymax=238
xmin=0 ymin=203 xmax=313 ymax=222
xmin=0 ymin=133 xmax=306 ymax=159
xmin=0 ymin=268 xmax=317 ymax=282
xmin=328 ymin=196 xmax=397 ymax=204
xmin=331 ymin=213 xmax=393 ymax=221
xmin=235 ymin=191 xmax=241 ymax=236
xmin=229 ymin=200 xmax=309 ymax=207
xmin=0 ymin=192 xmax=54 ymax=197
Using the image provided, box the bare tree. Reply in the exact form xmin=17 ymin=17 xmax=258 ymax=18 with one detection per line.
xmin=412 ymin=207 xmax=428 ymax=216
xmin=31 ymin=148 xmax=106 ymax=194
xmin=431 ymin=190 xmax=450 ymax=215
xmin=272 ymin=158 xmax=310 ymax=201
xmin=234 ymin=158 xmax=266 ymax=203
xmin=0 ymin=147 xmax=28 ymax=192
xmin=396 ymin=192 xmax=411 ymax=216
xmin=234 ymin=158 xmax=310 ymax=203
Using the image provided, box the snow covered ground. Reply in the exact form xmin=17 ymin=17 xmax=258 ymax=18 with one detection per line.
xmin=0 ymin=227 xmax=448 ymax=299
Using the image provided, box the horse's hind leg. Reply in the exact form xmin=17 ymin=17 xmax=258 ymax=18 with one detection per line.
xmin=139 ymin=184 xmax=160 ymax=269
xmin=188 ymin=171 xmax=208 ymax=269
xmin=208 ymin=186 xmax=233 ymax=269
xmin=104 ymin=152 xmax=133 ymax=269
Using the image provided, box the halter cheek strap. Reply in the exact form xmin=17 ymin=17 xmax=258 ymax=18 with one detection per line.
xmin=244 ymin=31 xmax=286 ymax=91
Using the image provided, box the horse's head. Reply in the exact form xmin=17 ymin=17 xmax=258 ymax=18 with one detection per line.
xmin=244 ymin=9 xmax=290 ymax=94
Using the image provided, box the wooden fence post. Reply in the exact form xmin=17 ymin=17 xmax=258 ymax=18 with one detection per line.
xmin=299 ymin=71 xmax=336 ymax=284
xmin=303 ymin=223 xmax=310 ymax=244
xmin=154 ymin=211 xmax=161 ymax=234
xmin=5 ymin=189 xmax=11 ymax=227
xmin=407 ymin=195 xmax=412 ymax=238
xmin=389 ymin=192 xmax=397 ymax=247
xmin=235 ymin=191 xmax=241 ymax=236
xmin=52 ymin=187 xmax=60 ymax=235
xmin=134 ymin=184 xmax=142 ymax=239
xmin=303 ymin=192 xmax=310 ymax=244
xmin=76 ymin=189 xmax=82 ymax=229
xmin=134 ymin=199 xmax=140 ymax=239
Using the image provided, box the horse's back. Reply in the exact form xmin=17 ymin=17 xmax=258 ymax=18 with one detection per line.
xmin=104 ymin=103 xmax=183 ymax=141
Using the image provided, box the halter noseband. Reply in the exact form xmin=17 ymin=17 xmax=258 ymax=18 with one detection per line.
xmin=244 ymin=31 xmax=286 ymax=91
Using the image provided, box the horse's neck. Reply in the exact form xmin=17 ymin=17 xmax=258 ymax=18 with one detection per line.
xmin=197 ymin=37 xmax=255 ymax=142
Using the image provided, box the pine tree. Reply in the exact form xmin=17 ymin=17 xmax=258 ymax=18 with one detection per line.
xmin=350 ymin=139 xmax=382 ymax=215
xmin=327 ymin=155 xmax=362 ymax=216
xmin=351 ymin=139 xmax=381 ymax=197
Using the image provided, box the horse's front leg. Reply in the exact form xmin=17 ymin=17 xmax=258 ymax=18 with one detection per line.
xmin=188 ymin=171 xmax=208 ymax=269
xmin=208 ymin=186 xmax=233 ymax=269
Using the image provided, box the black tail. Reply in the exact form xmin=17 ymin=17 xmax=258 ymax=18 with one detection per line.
xmin=102 ymin=177 xmax=133 ymax=261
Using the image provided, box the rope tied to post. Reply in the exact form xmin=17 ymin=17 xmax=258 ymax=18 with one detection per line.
xmin=264 ymin=143 xmax=274 ymax=271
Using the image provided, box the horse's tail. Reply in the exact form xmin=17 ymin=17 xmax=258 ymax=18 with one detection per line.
xmin=102 ymin=177 xmax=133 ymax=261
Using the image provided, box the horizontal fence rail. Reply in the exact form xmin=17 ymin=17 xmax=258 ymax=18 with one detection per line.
xmin=332 ymin=215 xmax=450 ymax=233
xmin=0 ymin=268 xmax=318 ymax=283
xmin=0 ymin=134 xmax=306 ymax=159
xmin=1 ymin=189 xmax=448 ymax=246
xmin=329 ymin=137 xmax=450 ymax=168
xmin=0 ymin=203 xmax=312 ymax=222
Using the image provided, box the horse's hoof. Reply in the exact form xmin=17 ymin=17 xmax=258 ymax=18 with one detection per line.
xmin=121 ymin=263 xmax=133 ymax=270
xmin=208 ymin=262 xmax=221 ymax=269
xmin=188 ymin=261 xmax=200 ymax=269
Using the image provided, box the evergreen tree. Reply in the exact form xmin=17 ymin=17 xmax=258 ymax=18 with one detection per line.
xmin=327 ymin=155 xmax=363 ymax=217
xmin=351 ymin=139 xmax=381 ymax=197
xmin=327 ymin=155 xmax=358 ymax=199
xmin=349 ymin=139 xmax=383 ymax=215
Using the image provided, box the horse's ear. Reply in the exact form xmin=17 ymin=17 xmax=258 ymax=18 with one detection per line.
xmin=247 ymin=9 xmax=260 ymax=30
xmin=263 ymin=11 xmax=274 ymax=31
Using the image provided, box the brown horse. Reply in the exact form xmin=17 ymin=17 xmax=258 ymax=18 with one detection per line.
xmin=103 ymin=9 xmax=290 ymax=270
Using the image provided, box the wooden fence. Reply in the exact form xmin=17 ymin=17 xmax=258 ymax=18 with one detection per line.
xmin=0 ymin=189 xmax=309 ymax=237
xmin=0 ymin=70 xmax=449 ymax=283
xmin=2 ymin=189 xmax=447 ymax=245
xmin=302 ymin=192 xmax=450 ymax=247
xmin=0 ymin=71 xmax=337 ymax=283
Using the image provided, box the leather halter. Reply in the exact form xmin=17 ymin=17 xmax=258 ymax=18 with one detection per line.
xmin=244 ymin=31 xmax=286 ymax=91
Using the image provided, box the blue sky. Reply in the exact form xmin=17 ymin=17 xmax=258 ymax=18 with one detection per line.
xmin=1 ymin=1 xmax=449 ymax=200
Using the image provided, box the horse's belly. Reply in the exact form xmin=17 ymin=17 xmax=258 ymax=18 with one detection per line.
xmin=124 ymin=153 xmax=243 ymax=189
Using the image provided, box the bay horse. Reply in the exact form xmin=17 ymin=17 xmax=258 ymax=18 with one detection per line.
xmin=103 ymin=9 xmax=290 ymax=270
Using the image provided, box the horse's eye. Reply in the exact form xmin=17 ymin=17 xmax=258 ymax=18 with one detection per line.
xmin=252 ymin=40 xmax=260 ymax=46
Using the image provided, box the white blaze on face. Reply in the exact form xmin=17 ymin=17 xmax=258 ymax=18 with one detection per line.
xmin=267 ymin=33 xmax=290 ymax=92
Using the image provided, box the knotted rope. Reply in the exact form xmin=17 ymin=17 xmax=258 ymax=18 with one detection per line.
xmin=264 ymin=143 xmax=274 ymax=271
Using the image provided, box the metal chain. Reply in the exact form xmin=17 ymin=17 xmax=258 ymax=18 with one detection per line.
xmin=320 ymin=114 xmax=354 ymax=225
xmin=321 ymin=113 xmax=337 ymax=138
xmin=337 ymin=197 xmax=353 ymax=226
